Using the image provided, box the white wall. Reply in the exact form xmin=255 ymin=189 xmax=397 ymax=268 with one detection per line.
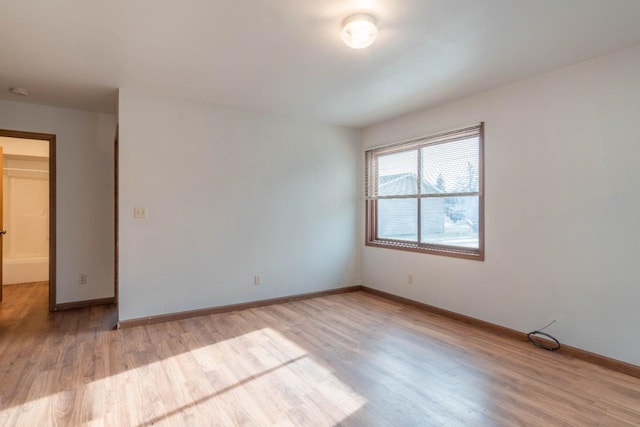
xmin=0 ymin=100 xmax=116 ymax=303
xmin=3 ymin=157 xmax=49 ymax=259
xmin=362 ymin=44 xmax=640 ymax=366
xmin=2 ymin=156 xmax=49 ymax=285
xmin=118 ymin=89 xmax=361 ymax=321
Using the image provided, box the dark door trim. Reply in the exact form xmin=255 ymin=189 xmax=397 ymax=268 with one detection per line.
xmin=114 ymin=125 xmax=119 ymax=315
xmin=0 ymin=129 xmax=57 ymax=311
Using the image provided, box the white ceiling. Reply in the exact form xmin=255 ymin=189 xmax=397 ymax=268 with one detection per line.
xmin=2 ymin=1 xmax=640 ymax=128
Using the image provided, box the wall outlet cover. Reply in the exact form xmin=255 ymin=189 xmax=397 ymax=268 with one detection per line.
xmin=133 ymin=207 xmax=148 ymax=219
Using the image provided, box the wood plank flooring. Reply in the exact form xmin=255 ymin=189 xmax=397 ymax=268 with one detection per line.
xmin=1 ymin=282 xmax=639 ymax=426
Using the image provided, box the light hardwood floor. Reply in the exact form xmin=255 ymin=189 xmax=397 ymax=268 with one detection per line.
xmin=1 ymin=282 xmax=639 ymax=426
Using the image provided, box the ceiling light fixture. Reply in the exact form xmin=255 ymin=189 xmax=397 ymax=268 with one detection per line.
xmin=341 ymin=13 xmax=378 ymax=49
xmin=9 ymin=87 xmax=30 ymax=96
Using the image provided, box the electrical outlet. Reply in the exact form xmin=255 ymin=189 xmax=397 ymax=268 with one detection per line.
xmin=79 ymin=274 xmax=88 ymax=285
xmin=133 ymin=207 xmax=148 ymax=219
xmin=254 ymin=275 xmax=261 ymax=285
xmin=407 ymin=274 xmax=414 ymax=284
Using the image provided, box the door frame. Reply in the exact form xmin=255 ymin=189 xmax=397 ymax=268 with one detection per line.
xmin=0 ymin=129 xmax=57 ymax=311
xmin=114 ymin=126 xmax=118 ymax=310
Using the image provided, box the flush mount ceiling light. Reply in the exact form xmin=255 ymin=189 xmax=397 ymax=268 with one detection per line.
xmin=9 ymin=87 xmax=30 ymax=96
xmin=341 ymin=13 xmax=378 ymax=49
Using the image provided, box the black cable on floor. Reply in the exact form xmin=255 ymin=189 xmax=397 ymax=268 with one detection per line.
xmin=527 ymin=320 xmax=561 ymax=351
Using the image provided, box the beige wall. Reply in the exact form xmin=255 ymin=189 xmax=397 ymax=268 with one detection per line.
xmin=2 ymin=156 xmax=49 ymax=284
xmin=0 ymin=137 xmax=48 ymax=157
xmin=3 ymin=157 xmax=49 ymax=258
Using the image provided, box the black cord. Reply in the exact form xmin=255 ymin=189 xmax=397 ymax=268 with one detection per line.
xmin=527 ymin=320 xmax=561 ymax=351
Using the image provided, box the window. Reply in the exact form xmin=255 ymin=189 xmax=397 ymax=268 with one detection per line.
xmin=365 ymin=123 xmax=484 ymax=260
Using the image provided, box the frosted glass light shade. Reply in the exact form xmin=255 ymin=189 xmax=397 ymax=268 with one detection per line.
xmin=341 ymin=14 xmax=378 ymax=49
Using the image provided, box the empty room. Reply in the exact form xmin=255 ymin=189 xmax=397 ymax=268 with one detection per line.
xmin=1 ymin=1 xmax=639 ymax=425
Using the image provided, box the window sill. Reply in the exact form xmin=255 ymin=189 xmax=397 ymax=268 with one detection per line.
xmin=365 ymin=239 xmax=484 ymax=261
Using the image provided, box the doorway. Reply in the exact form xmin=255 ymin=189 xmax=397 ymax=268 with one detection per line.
xmin=0 ymin=130 xmax=56 ymax=311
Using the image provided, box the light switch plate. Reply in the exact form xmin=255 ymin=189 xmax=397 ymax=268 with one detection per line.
xmin=133 ymin=207 xmax=148 ymax=219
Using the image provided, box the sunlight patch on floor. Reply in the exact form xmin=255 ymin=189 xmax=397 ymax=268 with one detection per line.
xmin=1 ymin=327 xmax=366 ymax=426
